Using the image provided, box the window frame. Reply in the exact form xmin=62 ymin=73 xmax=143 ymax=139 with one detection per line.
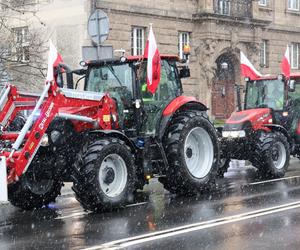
xmin=258 ymin=0 xmax=268 ymax=6
xmin=131 ymin=26 xmax=145 ymax=56
xmin=291 ymin=43 xmax=299 ymax=69
xmin=13 ymin=26 xmax=30 ymax=63
xmin=178 ymin=32 xmax=190 ymax=60
xmin=218 ymin=0 xmax=230 ymax=15
xmin=288 ymin=0 xmax=300 ymax=11
xmin=260 ymin=40 xmax=269 ymax=68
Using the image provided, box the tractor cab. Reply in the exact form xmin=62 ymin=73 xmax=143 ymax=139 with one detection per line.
xmin=245 ymin=77 xmax=285 ymax=111
xmin=243 ymin=76 xmax=287 ymax=126
xmin=242 ymin=74 xmax=300 ymax=134
xmin=83 ymin=55 xmax=187 ymax=137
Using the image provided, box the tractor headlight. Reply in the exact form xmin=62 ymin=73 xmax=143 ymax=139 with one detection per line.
xmin=222 ymin=131 xmax=231 ymax=138
xmin=222 ymin=130 xmax=246 ymax=138
xmin=40 ymin=134 xmax=49 ymax=147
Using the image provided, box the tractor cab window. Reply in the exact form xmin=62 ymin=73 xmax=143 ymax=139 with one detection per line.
xmin=86 ymin=64 xmax=133 ymax=97
xmin=140 ymin=59 xmax=180 ymax=103
xmin=139 ymin=59 xmax=181 ymax=135
xmin=86 ymin=63 xmax=134 ymax=129
xmin=288 ymin=81 xmax=300 ymax=104
xmin=245 ymin=79 xmax=285 ymax=111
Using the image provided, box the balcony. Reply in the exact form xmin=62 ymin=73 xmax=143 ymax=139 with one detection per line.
xmin=214 ymin=0 xmax=252 ymax=19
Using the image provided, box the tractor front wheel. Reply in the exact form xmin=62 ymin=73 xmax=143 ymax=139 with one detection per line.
xmin=161 ymin=111 xmax=219 ymax=195
xmin=252 ymin=132 xmax=290 ymax=179
xmin=72 ymin=138 xmax=136 ymax=212
xmin=8 ymin=149 xmax=63 ymax=210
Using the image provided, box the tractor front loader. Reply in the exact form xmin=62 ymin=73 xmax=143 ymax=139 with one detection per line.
xmin=0 ymin=54 xmax=220 ymax=212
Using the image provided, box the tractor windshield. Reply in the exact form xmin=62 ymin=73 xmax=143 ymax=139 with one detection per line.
xmin=85 ymin=63 xmax=134 ymax=129
xmin=245 ymin=79 xmax=285 ymax=111
xmin=86 ymin=63 xmax=133 ymax=97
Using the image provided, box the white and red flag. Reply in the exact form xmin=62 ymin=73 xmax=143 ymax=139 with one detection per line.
xmin=46 ymin=40 xmax=63 ymax=82
xmin=240 ymin=51 xmax=262 ymax=80
xmin=144 ymin=25 xmax=161 ymax=94
xmin=281 ymin=45 xmax=290 ymax=78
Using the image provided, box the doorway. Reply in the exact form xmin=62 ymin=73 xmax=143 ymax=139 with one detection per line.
xmin=212 ymin=52 xmax=237 ymax=119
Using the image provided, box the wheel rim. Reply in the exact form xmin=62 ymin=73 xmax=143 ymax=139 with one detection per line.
xmin=99 ymin=154 xmax=128 ymax=198
xmin=272 ymin=141 xmax=286 ymax=170
xmin=184 ymin=127 xmax=214 ymax=178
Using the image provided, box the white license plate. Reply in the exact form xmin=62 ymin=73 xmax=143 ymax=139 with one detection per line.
xmin=0 ymin=156 xmax=8 ymax=203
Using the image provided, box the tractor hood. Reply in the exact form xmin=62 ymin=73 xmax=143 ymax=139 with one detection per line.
xmin=223 ymin=108 xmax=272 ymax=132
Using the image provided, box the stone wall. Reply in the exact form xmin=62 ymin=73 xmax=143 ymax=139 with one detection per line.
xmin=5 ymin=0 xmax=300 ymax=116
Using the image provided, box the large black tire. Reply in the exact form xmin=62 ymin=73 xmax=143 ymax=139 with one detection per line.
xmin=7 ymin=113 xmax=26 ymax=132
xmin=72 ymin=137 xmax=136 ymax=212
xmin=216 ymin=158 xmax=231 ymax=178
xmin=160 ymin=110 xmax=219 ymax=195
xmin=8 ymin=149 xmax=63 ymax=210
xmin=251 ymin=131 xmax=290 ymax=179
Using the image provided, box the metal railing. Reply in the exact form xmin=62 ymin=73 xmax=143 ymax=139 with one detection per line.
xmin=214 ymin=0 xmax=252 ymax=18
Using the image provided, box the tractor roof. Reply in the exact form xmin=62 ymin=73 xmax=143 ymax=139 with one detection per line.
xmin=290 ymin=72 xmax=300 ymax=79
xmin=86 ymin=54 xmax=180 ymax=66
xmin=251 ymin=73 xmax=300 ymax=81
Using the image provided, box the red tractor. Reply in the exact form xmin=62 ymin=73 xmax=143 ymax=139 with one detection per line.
xmin=0 ymin=54 xmax=220 ymax=211
xmin=220 ymin=74 xmax=300 ymax=178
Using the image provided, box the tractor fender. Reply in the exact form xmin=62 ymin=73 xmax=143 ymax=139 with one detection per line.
xmin=162 ymin=96 xmax=207 ymax=116
xmin=88 ymin=130 xmax=137 ymax=153
xmin=263 ymin=124 xmax=291 ymax=143
xmin=157 ymin=98 xmax=208 ymax=140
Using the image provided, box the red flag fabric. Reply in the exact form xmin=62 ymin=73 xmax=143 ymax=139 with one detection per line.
xmin=46 ymin=40 xmax=64 ymax=82
xmin=281 ymin=45 xmax=290 ymax=78
xmin=240 ymin=51 xmax=262 ymax=80
xmin=144 ymin=25 xmax=161 ymax=94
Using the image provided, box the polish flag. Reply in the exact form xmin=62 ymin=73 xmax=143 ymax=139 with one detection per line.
xmin=281 ymin=45 xmax=290 ymax=78
xmin=46 ymin=40 xmax=64 ymax=82
xmin=240 ymin=51 xmax=262 ymax=80
xmin=144 ymin=25 xmax=161 ymax=94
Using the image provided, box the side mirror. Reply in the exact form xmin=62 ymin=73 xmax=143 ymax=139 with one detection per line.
xmin=289 ymin=80 xmax=296 ymax=92
xmin=179 ymin=66 xmax=190 ymax=79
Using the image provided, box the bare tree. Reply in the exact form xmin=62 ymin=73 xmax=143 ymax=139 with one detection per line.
xmin=0 ymin=0 xmax=48 ymax=91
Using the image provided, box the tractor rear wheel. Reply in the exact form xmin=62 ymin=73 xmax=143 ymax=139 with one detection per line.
xmin=8 ymin=149 xmax=63 ymax=210
xmin=72 ymin=137 xmax=136 ymax=212
xmin=252 ymin=132 xmax=290 ymax=179
xmin=161 ymin=110 xmax=219 ymax=195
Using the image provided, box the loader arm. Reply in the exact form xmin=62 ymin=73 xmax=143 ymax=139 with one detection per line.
xmin=0 ymin=81 xmax=118 ymax=184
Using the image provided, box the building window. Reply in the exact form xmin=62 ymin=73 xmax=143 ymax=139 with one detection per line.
xmin=258 ymin=0 xmax=268 ymax=6
xmin=288 ymin=0 xmax=299 ymax=10
xmin=13 ymin=26 xmax=30 ymax=63
xmin=131 ymin=27 xmax=145 ymax=56
xmin=260 ymin=40 xmax=269 ymax=67
xmin=291 ymin=43 xmax=299 ymax=69
xmin=179 ymin=32 xmax=190 ymax=59
xmin=218 ymin=0 xmax=230 ymax=15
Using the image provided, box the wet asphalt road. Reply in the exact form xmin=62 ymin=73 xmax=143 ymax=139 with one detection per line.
xmin=1 ymin=159 xmax=300 ymax=250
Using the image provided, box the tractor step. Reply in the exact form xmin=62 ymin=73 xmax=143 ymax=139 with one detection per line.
xmin=0 ymin=156 xmax=8 ymax=203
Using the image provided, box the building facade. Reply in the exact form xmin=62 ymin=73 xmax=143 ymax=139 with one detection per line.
xmin=6 ymin=0 xmax=300 ymax=118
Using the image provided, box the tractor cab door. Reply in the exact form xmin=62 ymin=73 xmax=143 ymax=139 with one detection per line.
xmin=85 ymin=63 xmax=136 ymax=130
xmin=138 ymin=59 xmax=181 ymax=136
